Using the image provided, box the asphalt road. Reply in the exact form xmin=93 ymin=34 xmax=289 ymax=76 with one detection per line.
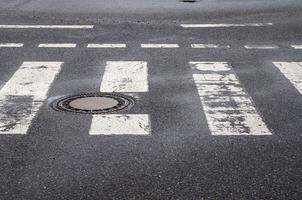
xmin=0 ymin=1 xmax=301 ymax=199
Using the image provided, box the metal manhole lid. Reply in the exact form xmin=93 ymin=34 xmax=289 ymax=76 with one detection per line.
xmin=50 ymin=93 xmax=135 ymax=114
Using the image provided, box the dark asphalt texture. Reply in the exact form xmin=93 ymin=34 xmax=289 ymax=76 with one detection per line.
xmin=0 ymin=1 xmax=301 ymax=199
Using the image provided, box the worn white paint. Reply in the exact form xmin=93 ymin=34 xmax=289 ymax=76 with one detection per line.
xmin=141 ymin=44 xmax=179 ymax=48
xmin=87 ymin=44 xmax=126 ymax=48
xmin=0 ymin=62 xmax=63 ymax=134
xmin=38 ymin=43 xmax=77 ymax=48
xmin=273 ymin=62 xmax=302 ymax=94
xmin=181 ymin=23 xmax=273 ymax=28
xmin=89 ymin=114 xmax=150 ymax=135
xmin=100 ymin=61 xmax=148 ymax=92
xmin=191 ymin=44 xmax=230 ymax=49
xmin=190 ymin=61 xmax=271 ymax=135
xmin=0 ymin=43 xmax=23 ymax=48
xmin=0 ymin=25 xmax=93 ymax=29
xmin=244 ymin=45 xmax=279 ymax=49
xmin=290 ymin=45 xmax=302 ymax=49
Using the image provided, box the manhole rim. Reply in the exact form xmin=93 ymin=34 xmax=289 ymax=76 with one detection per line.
xmin=50 ymin=92 xmax=136 ymax=114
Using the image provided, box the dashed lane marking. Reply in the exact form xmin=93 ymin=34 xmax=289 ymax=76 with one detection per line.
xmin=141 ymin=44 xmax=179 ymax=48
xmin=244 ymin=45 xmax=279 ymax=49
xmin=181 ymin=23 xmax=273 ymax=28
xmin=0 ymin=25 xmax=94 ymax=29
xmin=290 ymin=45 xmax=302 ymax=49
xmin=190 ymin=61 xmax=272 ymax=135
xmin=0 ymin=43 xmax=24 ymax=48
xmin=0 ymin=62 xmax=63 ymax=134
xmin=87 ymin=44 xmax=126 ymax=48
xmin=273 ymin=62 xmax=302 ymax=94
xmin=38 ymin=43 xmax=77 ymax=48
xmin=191 ymin=44 xmax=230 ymax=49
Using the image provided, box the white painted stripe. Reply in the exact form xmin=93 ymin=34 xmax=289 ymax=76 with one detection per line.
xmin=38 ymin=43 xmax=76 ymax=48
xmin=0 ymin=62 xmax=63 ymax=134
xmin=0 ymin=25 xmax=93 ymax=29
xmin=87 ymin=44 xmax=126 ymax=48
xmin=273 ymin=62 xmax=302 ymax=94
xmin=141 ymin=44 xmax=179 ymax=48
xmin=89 ymin=114 xmax=150 ymax=135
xmin=181 ymin=23 xmax=273 ymax=28
xmin=191 ymin=44 xmax=230 ymax=49
xmin=290 ymin=45 xmax=302 ymax=49
xmin=190 ymin=61 xmax=271 ymax=135
xmin=0 ymin=43 xmax=23 ymax=48
xmin=100 ymin=61 xmax=148 ymax=92
xmin=244 ymin=45 xmax=279 ymax=49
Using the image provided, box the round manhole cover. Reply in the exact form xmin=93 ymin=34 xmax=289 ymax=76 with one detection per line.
xmin=51 ymin=93 xmax=135 ymax=114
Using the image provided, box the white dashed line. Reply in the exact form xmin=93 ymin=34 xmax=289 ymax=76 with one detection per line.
xmin=0 ymin=25 xmax=94 ymax=29
xmin=100 ymin=61 xmax=148 ymax=92
xmin=141 ymin=44 xmax=179 ymax=48
xmin=0 ymin=62 xmax=63 ymax=134
xmin=87 ymin=44 xmax=126 ymax=48
xmin=191 ymin=44 xmax=230 ymax=49
xmin=290 ymin=45 xmax=302 ymax=49
xmin=38 ymin=43 xmax=77 ymax=48
xmin=0 ymin=43 xmax=24 ymax=48
xmin=190 ymin=61 xmax=272 ymax=135
xmin=181 ymin=23 xmax=273 ymax=28
xmin=273 ymin=62 xmax=302 ymax=94
xmin=244 ymin=45 xmax=279 ymax=49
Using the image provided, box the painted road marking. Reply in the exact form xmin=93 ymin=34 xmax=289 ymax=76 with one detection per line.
xmin=244 ymin=45 xmax=279 ymax=49
xmin=87 ymin=44 xmax=126 ymax=48
xmin=0 ymin=62 xmax=63 ymax=134
xmin=100 ymin=61 xmax=148 ymax=92
xmin=190 ymin=62 xmax=271 ymax=135
xmin=181 ymin=23 xmax=273 ymax=28
xmin=38 ymin=43 xmax=77 ymax=48
xmin=273 ymin=62 xmax=302 ymax=94
xmin=141 ymin=44 xmax=179 ymax=48
xmin=0 ymin=25 xmax=94 ymax=29
xmin=0 ymin=43 xmax=23 ymax=48
xmin=89 ymin=114 xmax=150 ymax=135
xmin=191 ymin=44 xmax=230 ymax=49
xmin=290 ymin=45 xmax=302 ymax=49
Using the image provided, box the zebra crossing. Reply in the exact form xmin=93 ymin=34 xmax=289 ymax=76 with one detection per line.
xmin=0 ymin=58 xmax=301 ymax=136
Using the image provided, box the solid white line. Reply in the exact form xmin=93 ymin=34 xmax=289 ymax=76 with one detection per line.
xmin=190 ymin=61 xmax=272 ymax=135
xmin=141 ymin=44 xmax=179 ymax=48
xmin=87 ymin=44 xmax=126 ymax=48
xmin=38 ymin=43 xmax=77 ymax=48
xmin=0 ymin=25 xmax=94 ymax=29
xmin=0 ymin=62 xmax=63 ymax=134
xmin=100 ymin=61 xmax=148 ymax=92
xmin=290 ymin=45 xmax=302 ymax=49
xmin=0 ymin=43 xmax=23 ymax=48
xmin=273 ymin=62 xmax=302 ymax=94
xmin=181 ymin=23 xmax=273 ymax=28
xmin=89 ymin=114 xmax=150 ymax=135
xmin=244 ymin=45 xmax=279 ymax=49
xmin=191 ymin=44 xmax=230 ymax=49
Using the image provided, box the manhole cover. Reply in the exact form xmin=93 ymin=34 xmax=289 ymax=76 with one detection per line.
xmin=51 ymin=93 xmax=135 ymax=114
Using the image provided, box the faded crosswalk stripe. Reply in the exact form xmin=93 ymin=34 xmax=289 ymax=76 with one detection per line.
xmin=0 ymin=62 xmax=63 ymax=134
xmin=90 ymin=61 xmax=150 ymax=135
xmin=190 ymin=62 xmax=272 ymax=135
xmin=273 ymin=62 xmax=302 ymax=94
